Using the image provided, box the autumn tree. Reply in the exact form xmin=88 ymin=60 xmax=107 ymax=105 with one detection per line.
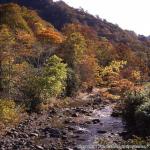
xmin=35 ymin=22 xmax=63 ymax=44
xmin=61 ymin=32 xmax=86 ymax=69
xmin=62 ymin=23 xmax=99 ymax=55
xmin=20 ymin=55 xmax=67 ymax=110
xmin=96 ymin=39 xmax=119 ymax=66
xmin=100 ymin=60 xmax=127 ymax=85
xmin=79 ymin=54 xmax=100 ymax=88
xmin=41 ymin=55 xmax=67 ymax=99
xmin=0 ymin=25 xmax=15 ymax=97
xmin=61 ymin=25 xmax=101 ymax=93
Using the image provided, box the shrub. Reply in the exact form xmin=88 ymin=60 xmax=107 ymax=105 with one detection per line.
xmin=124 ymin=136 xmax=150 ymax=149
xmin=20 ymin=55 xmax=67 ymax=112
xmin=109 ymin=79 xmax=135 ymax=95
xmin=65 ymin=68 xmax=81 ymax=96
xmin=135 ymin=101 xmax=150 ymax=135
xmin=0 ymin=99 xmax=20 ymax=124
xmin=123 ymin=88 xmax=148 ymax=120
xmin=123 ymin=84 xmax=150 ymax=135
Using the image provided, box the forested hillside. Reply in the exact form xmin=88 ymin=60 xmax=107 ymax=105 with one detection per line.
xmin=0 ymin=1 xmax=150 ymax=150
xmin=1 ymin=0 xmax=150 ymax=74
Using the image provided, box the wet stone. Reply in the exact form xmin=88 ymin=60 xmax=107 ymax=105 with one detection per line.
xmin=111 ymin=111 xmax=121 ymax=117
xmin=42 ymin=127 xmax=62 ymax=138
xmin=92 ymin=119 xmax=100 ymax=124
xmin=71 ymin=113 xmax=79 ymax=117
xmin=97 ymin=130 xmax=107 ymax=134
xmin=36 ymin=145 xmax=44 ymax=150
xmin=30 ymin=132 xmax=39 ymax=137
xmin=74 ymin=130 xmax=85 ymax=134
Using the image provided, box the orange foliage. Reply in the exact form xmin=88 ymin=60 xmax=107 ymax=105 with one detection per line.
xmin=16 ymin=30 xmax=35 ymax=44
xmin=17 ymin=48 xmax=34 ymax=57
xmin=62 ymin=23 xmax=99 ymax=55
xmin=110 ymin=79 xmax=135 ymax=93
xmin=37 ymin=27 xmax=63 ymax=44
xmin=79 ymin=54 xmax=100 ymax=88
xmin=63 ymin=23 xmax=98 ymax=41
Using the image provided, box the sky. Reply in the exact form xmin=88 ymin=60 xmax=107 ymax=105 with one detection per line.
xmin=54 ymin=0 xmax=150 ymax=36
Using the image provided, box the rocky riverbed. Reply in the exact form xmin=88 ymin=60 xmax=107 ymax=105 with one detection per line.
xmin=0 ymin=89 xmax=131 ymax=150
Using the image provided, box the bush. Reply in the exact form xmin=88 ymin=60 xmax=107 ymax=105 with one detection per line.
xmin=65 ymin=68 xmax=81 ymax=96
xmin=135 ymin=101 xmax=150 ymax=135
xmin=109 ymin=79 xmax=135 ymax=95
xmin=0 ymin=99 xmax=20 ymax=124
xmin=123 ymin=88 xmax=149 ymax=120
xmin=124 ymin=136 xmax=150 ymax=149
xmin=123 ymin=85 xmax=150 ymax=135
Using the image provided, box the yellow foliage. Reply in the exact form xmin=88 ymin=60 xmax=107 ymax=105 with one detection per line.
xmin=100 ymin=60 xmax=127 ymax=77
xmin=99 ymin=60 xmax=127 ymax=86
xmin=130 ymin=70 xmax=141 ymax=82
xmin=0 ymin=99 xmax=20 ymax=124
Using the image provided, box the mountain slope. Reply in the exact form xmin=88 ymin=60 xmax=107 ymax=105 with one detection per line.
xmin=0 ymin=3 xmax=63 ymax=45
xmin=0 ymin=0 xmax=150 ymax=72
xmin=0 ymin=0 xmax=149 ymax=45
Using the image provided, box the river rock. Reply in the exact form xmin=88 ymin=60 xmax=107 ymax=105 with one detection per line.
xmin=42 ymin=127 xmax=61 ymax=138
xmin=84 ymin=121 xmax=91 ymax=124
xmin=93 ymin=97 xmax=101 ymax=105
xmin=118 ymin=131 xmax=128 ymax=137
xmin=92 ymin=119 xmax=100 ymax=124
xmin=97 ymin=130 xmax=107 ymax=134
xmin=18 ymin=133 xmax=29 ymax=138
xmin=67 ymin=126 xmax=76 ymax=131
xmin=74 ymin=130 xmax=85 ymax=134
xmin=64 ymin=148 xmax=73 ymax=150
xmin=30 ymin=132 xmax=39 ymax=137
xmin=64 ymin=120 xmax=71 ymax=124
xmin=111 ymin=110 xmax=121 ymax=117
xmin=71 ymin=113 xmax=79 ymax=117
xmin=62 ymin=135 xmax=68 ymax=140
xmin=73 ymin=147 xmax=81 ymax=150
xmin=36 ymin=145 xmax=44 ymax=150
xmin=71 ymin=135 xmax=80 ymax=139
xmin=49 ymin=109 xmax=57 ymax=116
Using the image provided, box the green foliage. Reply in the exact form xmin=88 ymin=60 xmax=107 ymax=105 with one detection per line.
xmin=135 ymin=101 xmax=150 ymax=135
xmin=60 ymin=32 xmax=87 ymax=94
xmin=65 ymin=68 xmax=80 ymax=96
xmin=96 ymin=41 xmax=118 ymax=66
xmin=20 ymin=55 xmax=67 ymax=111
xmin=0 ymin=99 xmax=20 ymax=124
xmin=62 ymin=32 xmax=86 ymax=69
xmin=0 ymin=3 xmax=64 ymax=101
xmin=134 ymin=86 xmax=150 ymax=135
xmin=123 ymin=89 xmax=148 ymax=119
xmin=123 ymin=85 xmax=150 ymax=135
xmin=99 ymin=60 xmax=127 ymax=86
xmin=0 ymin=4 xmax=31 ymax=32
xmin=0 ymin=25 xmax=16 ymax=95
xmin=122 ymin=136 xmax=150 ymax=149
xmin=41 ymin=55 xmax=67 ymax=98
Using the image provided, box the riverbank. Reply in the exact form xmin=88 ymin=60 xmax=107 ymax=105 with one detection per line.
xmin=0 ymin=88 xmax=149 ymax=150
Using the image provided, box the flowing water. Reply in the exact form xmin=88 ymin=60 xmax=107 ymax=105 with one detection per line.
xmin=74 ymin=104 xmax=126 ymax=150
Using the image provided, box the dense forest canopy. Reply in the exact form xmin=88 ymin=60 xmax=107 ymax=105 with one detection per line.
xmin=1 ymin=0 xmax=150 ymax=73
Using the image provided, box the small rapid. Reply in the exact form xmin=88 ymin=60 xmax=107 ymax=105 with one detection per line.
xmin=74 ymin=104 xmax=126 ymax=150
